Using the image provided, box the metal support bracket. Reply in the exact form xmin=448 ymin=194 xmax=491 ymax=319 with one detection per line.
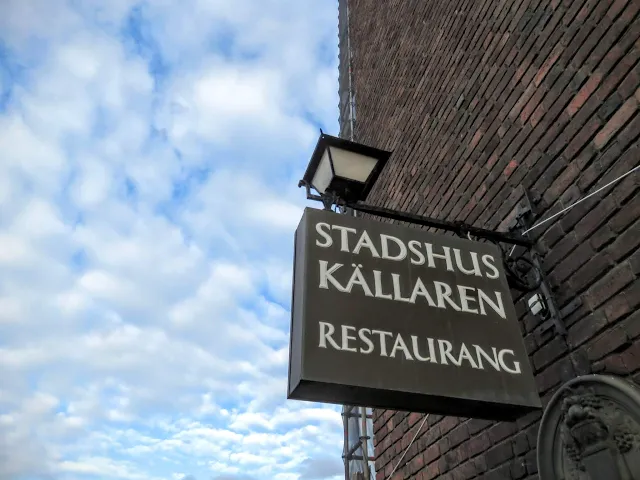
xmin=299 ymin=182 xmax=566 ymax=336
xmin=508 ymin=191 xmax=567 ymax=337
xmin=342 ymin=412 xmax=373 ymax=419
xmin=299 ymin=180 xmax=533 ymax=247
xmin=342 ymin=440 xmax=362 ymax=460
xmin=345 ymin=201 xmax=533 ymax=247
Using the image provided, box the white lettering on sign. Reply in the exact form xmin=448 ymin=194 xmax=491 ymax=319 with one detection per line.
xmin=317 ymin=321 xmax=522 ymax=374
xmin=318 ymin=260 xmax=506 ymax=319
xmin=314 ymin=222 xmax=501 ymax=277
xmin=314 ymin=221 xmax=507 ymax=319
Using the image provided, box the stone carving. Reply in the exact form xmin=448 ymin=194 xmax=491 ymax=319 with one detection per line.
xmin=537 ymin=375 xmax=640 ymax=480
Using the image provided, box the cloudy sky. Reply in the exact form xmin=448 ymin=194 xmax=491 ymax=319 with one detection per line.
xmin=0 ymin=1 xmax=342 ymax=479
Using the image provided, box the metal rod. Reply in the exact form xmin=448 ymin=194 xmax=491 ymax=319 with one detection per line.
xmin=360 ymin=407 xmax=371 ymax=480
xmin=348 ymin=455 xmax=377 ymax=461
xmin=343 ymin=439 xmax=363 ymax=459
xmin=345 ymin=0 xmax=355 ymax=142
xmin=342 ymin=412 xmax=373 ymax=419
xmin=531 ymin=251 xmax=567 ymax=337
xmin=343 ymin=406 xmax=350 ymax=480
xmin=327 ymin=142 xmax=337 ymax=177
xmin=346 ymin=202 xmax=533 ymax=247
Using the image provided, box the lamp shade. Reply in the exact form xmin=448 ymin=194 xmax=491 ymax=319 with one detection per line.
xmin=302 ymin=133 xmax=391 ymax=203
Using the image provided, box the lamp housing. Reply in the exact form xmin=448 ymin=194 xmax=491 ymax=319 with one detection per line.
xmin=302 ymin=133 xmax=391 ymax=203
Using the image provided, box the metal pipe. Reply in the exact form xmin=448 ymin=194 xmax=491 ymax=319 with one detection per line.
xmin=343 ymin=405 xmax=350 ymax=479
xmin=346 ymin=201 xmax=533 ymax=247
xmin=343 ymin=439 xmax=363 ymax=459
xmin=360 ymin=407 xmax=371 ymax=480
xmin=302 ymin=188 xmax=532 ymax=247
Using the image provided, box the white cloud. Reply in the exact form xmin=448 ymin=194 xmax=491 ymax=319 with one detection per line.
xmin=157 ymin=61 xmax=317 ymax=163
xmin=57 ymin=456 xmax=161 ymax=480
xmin=0 ymin=0 xmax=340 ymax=479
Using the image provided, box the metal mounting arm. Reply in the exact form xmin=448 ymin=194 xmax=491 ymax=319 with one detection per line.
xmin=299 ymin=181 xmax=566 ymax=338
xmin=345 ymin=202 xmax=533 ymax=247
xmin=299 ymin=180 xmax=533 ymax=248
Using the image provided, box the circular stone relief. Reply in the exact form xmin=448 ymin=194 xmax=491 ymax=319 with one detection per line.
xmin=537 ymin=374 xmax=640 ymax=480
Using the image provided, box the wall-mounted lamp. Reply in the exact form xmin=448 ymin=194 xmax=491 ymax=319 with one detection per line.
xmin=299 ymin=132 xmax=391 ymax=208
xmin=298 ymin=131 xmax=532 ymax=246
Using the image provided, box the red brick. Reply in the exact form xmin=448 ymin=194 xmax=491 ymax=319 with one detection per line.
xmin=595 ymin=341 xmax=640 ymax=375
xmin=590 ymin=223 xmax=616 ymax=250
xmin=602 ymin=288 xmax=636 ymax=324
xmin=568 ymin=312 xmax=608 ymax=348
xmin=623 ymin=308 xmax=640 ymax=338
xmin=485 ymin=441 xmax=513 ymax=469
xmin=534 ymin=43 xmax=564 ymax=87
xmin=452 ymin=459 xmax=479 ymax=480
xmin=512 ymin=430 xmax=529 ymax=456
xmin=607 ymin=0 xmax=631 ymax=20
xmin=410 ymin=452 xmax=426 ymax=473
xmin=584 ymin=263 xmax=635 ymax=310
xmin=542 ymin=164 xmax=579 ymax=205
xmin=550 ymin=241 xmax=595 ymax=284
xmin=609 ymin=195 xmax=640 ymax=234
xmin=469 ymin=129 xmax=483 ymax=150
xmin=467 ymin=431 xmax=490 ymax=458
xmin=503 ymin=159 xmax=518 ymax=178
xmin=439 ymin=416 xmax=459 ymax=435
xmin=593 ymin=96 xmax=639 ymax=149
xmin=609 ymin=220 xmax=640 ymax=260
xmin=408 ymin=412 xmax=424 ymax=427
xmin=571 ymin=350 xmax=594 ymax=376
xmin=423 ymin=443 xmax=440 ymax=464
xmin=533 ymin=337 xmax=568 ymax=371
xmin=448 ymin=424 xmax=470 ymax=449
xmin=510 ymin=458 xmax=527 ymax=479
xmin=574 ymin=197 xmax=617 ymax=240
xmin=565 ymin=115 xmax=603 ymax=160
xmin=529 ymin=102 xmax=546 ymax=127
xmin=567 ymin=72 xmax=603 ymax=116
xmin=542 ymin=233 xmax=579 ymax=271
xmin=587 ymin=324 xmax=632 ymax=362
xmin=568 ymin=252 xmax=615 ymax=292
xmin=612 ymin=174 xmax=640 ymax=206
xmin=535 ymin=357 xmax=574 ymax=394
xmin=467 ymin=418 xmax=492 ymax=436
xmin=424 ymin=461 xmax=439 ymax=480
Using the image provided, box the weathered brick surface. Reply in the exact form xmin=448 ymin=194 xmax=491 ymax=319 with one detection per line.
xmin=339 ymin=0 xmax=640 ymax=478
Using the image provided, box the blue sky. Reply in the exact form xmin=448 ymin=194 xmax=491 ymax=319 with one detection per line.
xmin=0 ymin=1 xmax=342 ymax=479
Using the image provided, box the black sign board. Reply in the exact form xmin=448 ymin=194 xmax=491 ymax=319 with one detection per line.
xmin=288 ymin=208 xmax=541 ymax=421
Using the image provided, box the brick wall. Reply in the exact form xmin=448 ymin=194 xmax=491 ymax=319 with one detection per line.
xmin=339 ymin=0 xmax=640 ymax=478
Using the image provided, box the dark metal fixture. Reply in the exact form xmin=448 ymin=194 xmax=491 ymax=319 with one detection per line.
xmin=299 ymin=132 xmax=532 ymax=248
xmin=298 ymin=132 xmax=564 ymax=335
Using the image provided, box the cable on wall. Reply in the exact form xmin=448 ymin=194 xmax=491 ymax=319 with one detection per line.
xmin=508 ymin=163 xmax=639 ymax=256
xmin=384 ymin=414 xmax=429 ymax=480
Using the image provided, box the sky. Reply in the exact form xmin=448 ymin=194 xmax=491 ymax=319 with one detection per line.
xmin=0 ymin=1 xmax=343 ymax=479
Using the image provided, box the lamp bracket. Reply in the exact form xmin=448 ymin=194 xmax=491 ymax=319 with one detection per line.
xmin=298 ymin=180 xmax=533 ymax=247
xmin=299 ymin=180 xmax=333 ymax=210
xmin=508 ymin=190 xmax=566 ymax=337
xmin=298 ymin=182 xmax=566 ymax=336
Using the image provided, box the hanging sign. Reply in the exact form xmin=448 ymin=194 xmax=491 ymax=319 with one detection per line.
xmin=288 ymin=208 xmax=540 ymax=420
